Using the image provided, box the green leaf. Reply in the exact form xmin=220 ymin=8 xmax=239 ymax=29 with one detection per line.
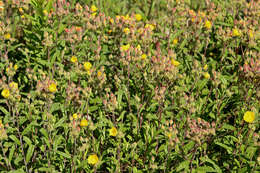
xmin=0 ymin=106 xmax=10 ymax=116
xmin=54 ymin=116 xmax=66 ymax=128
xmin=22 ymin=124 xmax=32 ymax=136
xmin=215 ymin=142 xmax=232 ymax=154
xmin=56 ymin=150 xmax=71 ymax=159
xmin=222 ymin=123 xmax=236 ymax=131
xmin=9 ymin=135 xmax=20 ymax=145
xmin=117 ymin=89 xmax=123 ymax=110
xmin=26 ymin=144 xmax=35 ymax=163
xmin=196 ymin=166 xmax=216 ymax=172
xmin=200 ymin=157 xmax=222 ymax=173
xmin=40 ymin=128 xmax=48 ymax=138
xmin=14 ymin=155 xmax=23 ymax=166
xmin=184 ymin=141 xmax=195 ymax=154
xmin=89 ymin=106 xmax=99 ymax=112
xmin=23 ymin=136 xmax=32 ymax=145
xmin=37 ymin=167 xmax=53 ymax=172
xmin=9 ymin=145 xmax=16 ymax=163
xmin=50 ymin=103 xmax=60 ymax=113
xmin=53 ymin=135 xmax=64 ymax=151
xmin=176 ymin=160 xmax=189 ymax=172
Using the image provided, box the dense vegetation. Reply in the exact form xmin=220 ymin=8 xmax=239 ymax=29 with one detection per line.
xmin=0 ymin=0 xmax=259 ymax=172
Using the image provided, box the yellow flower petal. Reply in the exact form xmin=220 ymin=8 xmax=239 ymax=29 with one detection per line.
xmin=91 ymin=5 xmax=98 ymax=13
xmin=121 ymin=44 xmax=130 ymax=51
xmin=173 ymin=38 xmax=178 ymax=45
xmin=73 ymin=113 xmax=78 ymax=120
xmin=141 ymin=54 xmax=147 ymax=60
xmin=171 ymin=59 xmax=180 ymax=67
xmin=109 ymin=127 xmax=118 ymax=136
xmin=88 ymin=154 xmax=99 ymax=165
xmin=71 ymin=56 xmax=77 ymax=63
xmin=49 ymin=83 xmax=57 ymax=93
xmin=204 ymin=20 xmax=212 ymax=29
xmin=135 ymin=14 xmax=142 ymax=21
xmin=9 ymin=82 xmax=18 ymax=89
xmin=80 ymin=119 xmax=88 ymax=127
xmin=232 ymin=28 xmax=241 ymax=37
xmin=84 ymin=62 xmax=92 ymax=71
xmin=203 ymin=72 xmax=210 ymax=79
xmin=1 ymin=89 xmax=10 ymax=98
xmin=243 ymin=111 xmax=255 ymax=123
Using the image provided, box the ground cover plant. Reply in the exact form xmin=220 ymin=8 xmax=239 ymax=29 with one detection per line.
xmin=0 ymin=0 xmax=259 ymax=172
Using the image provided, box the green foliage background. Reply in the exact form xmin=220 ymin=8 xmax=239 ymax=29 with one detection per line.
xmin=0 ymin=0 xmax=259 ymax=172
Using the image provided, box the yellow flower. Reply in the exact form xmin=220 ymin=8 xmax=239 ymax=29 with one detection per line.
xmin=136 ymin=45 xmax=141 ymax=51
xmin=204 ymin=20 xmax=212 ymax=29
xmin=43 ymin=10 xmax=48 ymax=16
xmin=84 ymin=62 xmax=92 ymax=71
xmin=232 ymin=28 xmax=240 ymax=37
xmin=91 ymin=5 xmax=98 ymax=12
xmin=70 ymin=56 xmax=77 ymax=63
xmin=203 ymin=72 xmax=210 ymax=79
xmin=123 ymin=28 xmax=130 ymax=35
xmin=97 ymin=71 xmax=102 ymax=77
xmin=14 ymin=64 xmax=18 ymax=70
xmin=135 ymin=14 xmax=142 ymax=21
xmin=243 ymin=111 xmax=255 ymax=123
xmin=88 ymin=154 xmax=99 ymax=165
xmin=145 ymin=24 xmax=155 ymax=31
xmin=9 ymin=82 xmax=18 ymax=89
xmin=1 ymin=89 xmax=10 ymax=99
xmin=19 ymin=8 xmax=23 ymax=13
xmin=121 ymin=44 xmax=130 ymax=51
xmin=166 ymin=132 xmax=172 ymax=138
xmin=137 ymin=28 xmax=143 ymax=34
xmin=203 ymin=64 xmax=208 ymax=70
xmin=248 ymin=30 xmax=253 ymax=39
xmin=109 ymin=18 xmax=114 ymax=24
xmin=49 ymin=83 xmax=57 ymax=93
xmin=173 ymin=38 xmax=178 ymax=45
xmin=171 ymin=59 xmax=180 ymax=67
xmin=73 ymin=113 xmax=78 ymax=120
xmin=123 ymin=14 xmax=130 ymax=20
xmin=92 ymin=12 xmax=97 ymax=17
xmin=109 ymin=127 xmax=118 ymax=136
xmin=4 ymin=33 xmax=11 ymax=40
xmin=80 ymin=119 xmax=88 ymax=127
xmin=141 ymin=54 xmax=147 ymax=60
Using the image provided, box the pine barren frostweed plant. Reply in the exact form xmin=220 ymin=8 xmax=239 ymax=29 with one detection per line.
xmin=0 ymin=0 xmax=259 ymax=172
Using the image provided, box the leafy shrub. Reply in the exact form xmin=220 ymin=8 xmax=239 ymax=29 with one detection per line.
xmin=0 ymin=0 xmax=259 ymax=172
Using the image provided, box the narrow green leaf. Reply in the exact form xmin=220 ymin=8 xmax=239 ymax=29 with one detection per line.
xmin=26 ymin=145 xmax=35 ymax=163
xmin=23 ymin=136 xmax=32 ymax=145
xmin=40 ymin=128 xmax=48 ymax=138
xmin=196 ymin=166 xmax=216 ymax=172
xmin=54 ymin=116 xmax=66 ymax=128
xmin=9 ymin=145 xmax=16 ymax=163
xmin=176 ymin=160 xmax=189 ymax=172
xmin=0 ymin=106 xmax=10 ymax=116
xmin=9 ymin=135 xmax=20 ymax=145
xmin=56 ymin=150 xmax=71 ymax=159
xmin=215 ymin=142 xmax=232 ymax=154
